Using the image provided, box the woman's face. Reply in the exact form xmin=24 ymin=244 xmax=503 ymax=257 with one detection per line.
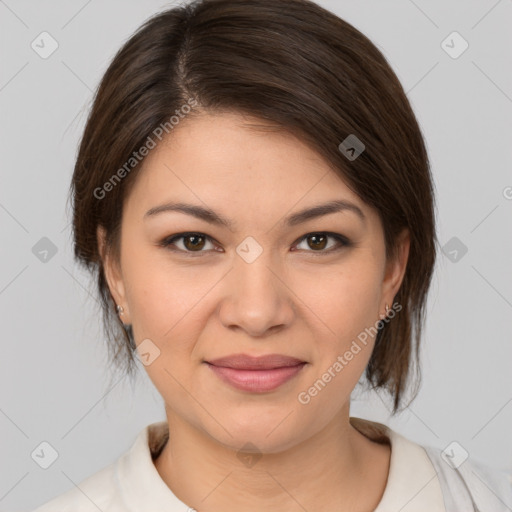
xmin=100 ymin=111 xmax=409 ymax=453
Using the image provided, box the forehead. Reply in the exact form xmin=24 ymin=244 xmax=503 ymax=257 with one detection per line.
xmin=143 ymin=112 xmax=334 ymax=183
xmin=123 ymin=112 xmax=375 ymax=228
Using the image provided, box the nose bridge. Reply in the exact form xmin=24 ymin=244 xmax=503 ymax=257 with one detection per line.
xmin=219 ymin=236 xmax=294 ymax=336
xmin=235 ymin=243 xmax=278 ymax=293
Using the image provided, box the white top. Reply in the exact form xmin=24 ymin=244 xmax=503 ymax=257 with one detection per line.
xmin=32 ymin=417 xmax=510 ymax=511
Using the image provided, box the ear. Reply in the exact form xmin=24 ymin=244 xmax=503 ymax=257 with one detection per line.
xmin=97 ymin=225 xmax=130 ymax=323
xmin=380 ymin=228 xmax=410 ymax=313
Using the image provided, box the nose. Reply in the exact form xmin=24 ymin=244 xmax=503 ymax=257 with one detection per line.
xmin=218 ymin=250 xmax=295 ymax=338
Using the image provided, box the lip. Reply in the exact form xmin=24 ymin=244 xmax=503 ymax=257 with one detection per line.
xmin=205 ymin=353 xmax=306 ymax=370
xmin=204 ymin=353 xmax=307 ymax=393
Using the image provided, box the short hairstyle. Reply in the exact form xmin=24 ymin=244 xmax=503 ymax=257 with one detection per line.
xmin=70 ymin=0 xmax=438 ymax=414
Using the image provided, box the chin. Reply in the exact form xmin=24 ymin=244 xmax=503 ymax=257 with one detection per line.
xmin=210 ymin=414 xmax=306 ymax=454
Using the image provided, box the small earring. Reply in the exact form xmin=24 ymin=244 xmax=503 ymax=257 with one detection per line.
xmin=116 ymin=305 xmax=124 ymax=315
xmin=385 ymin=303 xmax=390 ymax=315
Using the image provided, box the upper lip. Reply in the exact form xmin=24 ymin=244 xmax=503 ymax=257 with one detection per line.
xmin=205 ymin=353 xmax=306 ymax=370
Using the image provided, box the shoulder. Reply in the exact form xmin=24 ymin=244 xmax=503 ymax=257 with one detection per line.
xmin=351 ymin=417 xmax=446 ymax=511
xmin=30 ymin=422 xmax=158 ymax=512
xmin=31 ymin=422 xmax=170 ymax=511
xmin=351 ymin=416 xmax=512 ymax=511
xmin=423 ymin=443 xmax=512 ymax=511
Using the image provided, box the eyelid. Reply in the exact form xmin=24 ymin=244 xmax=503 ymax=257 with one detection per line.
xmin=159 ymin=231 xmax=351 ymax=255
xmin=292 ymin=232 xmax=350 ymax=253
xmin=159 ymin=232 xmax=219 ymax=255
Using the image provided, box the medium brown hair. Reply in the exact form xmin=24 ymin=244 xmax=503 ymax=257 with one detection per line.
xmin=70 ymin=0 xmax=438 ymax=413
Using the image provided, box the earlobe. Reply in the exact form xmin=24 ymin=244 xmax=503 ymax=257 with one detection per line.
xmin=96 ymin=225 xmax=129 ymax=321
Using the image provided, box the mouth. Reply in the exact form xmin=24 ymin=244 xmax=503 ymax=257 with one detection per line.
xmin=205 ymin=353 xmax=307 ymax=370
xmin=203 ymin=353 xmax=308 ymax=393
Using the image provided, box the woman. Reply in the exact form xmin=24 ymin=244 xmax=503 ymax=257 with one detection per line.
xmin=33 ymin=0 xmax=511 ymax=510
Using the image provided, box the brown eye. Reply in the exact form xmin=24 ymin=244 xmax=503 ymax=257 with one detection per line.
xmin=183 ymin=234 xmax=206 ymax=251
xmin=161 ymin=231 xmax=350 ymax=256
xmin=161 ymin=233 xmax=217 ymax=253
xmin=306 ymin=234 xmax=328 ymax=250
xmin=293 ymin=232 xmax=349 ymax=253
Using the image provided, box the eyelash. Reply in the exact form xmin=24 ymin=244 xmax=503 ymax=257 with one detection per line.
xmin=158 ymin=231 xmax=351 ymax=256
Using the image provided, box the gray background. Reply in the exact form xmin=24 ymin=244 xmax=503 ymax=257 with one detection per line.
xmin=1 ymin=0 xmax=511 ymax=510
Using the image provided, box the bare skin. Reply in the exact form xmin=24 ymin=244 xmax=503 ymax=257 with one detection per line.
xmin=98 ymin=111 xmax=409 ymax=511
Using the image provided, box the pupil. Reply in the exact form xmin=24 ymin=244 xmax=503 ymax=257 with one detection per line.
xmin=185 ymin=235 xmax=204 ymax=250
xmin=309 ymin=234 xmax=327 ymax=250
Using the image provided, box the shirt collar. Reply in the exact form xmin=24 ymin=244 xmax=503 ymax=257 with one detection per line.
xmin=115 ymin=421 xmax=187 ymax=510
xmin=354 ymin=418 xmax=444 ymax=511
xmin=115 ymin=417 xmax=441 ymax=511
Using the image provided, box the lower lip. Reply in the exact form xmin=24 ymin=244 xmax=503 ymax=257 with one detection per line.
xmin=205 ymin=362 xmax=307 ymax=392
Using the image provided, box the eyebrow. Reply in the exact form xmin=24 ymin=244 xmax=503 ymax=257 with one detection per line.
xmin=143 ymin=199 xmax=366 ymax=229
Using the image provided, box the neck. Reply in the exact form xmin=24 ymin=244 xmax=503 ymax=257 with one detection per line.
xmin=154 ymin=406 xmax=390 ymax=512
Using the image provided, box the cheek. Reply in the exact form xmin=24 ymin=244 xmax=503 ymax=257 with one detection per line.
xmin=291 ymin=268 xmax=382 ymax=415
xmin=120 ymin=238 xmax=204 ymax=334
xmin=293 ymin=259 xmax=382 ymax=342
xmin=290 ymin=261 xmax=382 ymax=399
xmin=126 ymin=269 xmax=207 ymax=343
